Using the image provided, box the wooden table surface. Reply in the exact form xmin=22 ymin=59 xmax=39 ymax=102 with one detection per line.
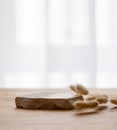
xmin=0 ymin=88 xmax=117 ymax=130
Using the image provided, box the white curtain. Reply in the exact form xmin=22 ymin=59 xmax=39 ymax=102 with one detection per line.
xmin=0 ymin=0 xmax=117 ymax=88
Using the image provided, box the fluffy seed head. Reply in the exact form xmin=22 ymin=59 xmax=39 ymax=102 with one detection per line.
xmin=86 ymin=95 xmax=97 ymax=101
xmin=73 ymin=100 xmax=99 ymax=109
xmin=96 ymin=96 xmax=108 ymax=104
xmin=110 ymin=98 xmax=117 ymax=105
xmin=75 ymin=83 xmax=89 ymax=95
xmin=69 ymin=85 xmax=77 ymax=93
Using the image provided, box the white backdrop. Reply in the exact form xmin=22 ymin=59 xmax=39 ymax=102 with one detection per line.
xmin=0 ymin=0 xmax=117 ymax=88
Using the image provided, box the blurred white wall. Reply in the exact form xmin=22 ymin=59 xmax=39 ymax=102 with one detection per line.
xmin=0 ymin=0 xmax=117 ymax=88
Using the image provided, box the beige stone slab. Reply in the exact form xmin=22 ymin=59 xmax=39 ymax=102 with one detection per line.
xmin=15 ymin=92 xmax=83 ymax=110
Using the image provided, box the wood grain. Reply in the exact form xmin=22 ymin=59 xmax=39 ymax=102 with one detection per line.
xmin=0 ymin=88 xmax=117 ymax=130
xmin=15 ymin=92 xmax=83 ymax=109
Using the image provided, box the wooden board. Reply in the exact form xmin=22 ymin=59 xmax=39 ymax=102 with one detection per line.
xmin=15 ymin=92 xmax=83 ymax=109
xmin=0 ymin=89 xmax=117 ymax=130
